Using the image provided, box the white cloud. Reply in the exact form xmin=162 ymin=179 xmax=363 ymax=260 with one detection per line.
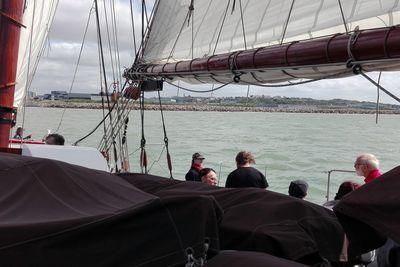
xmin=30 ymin=0 xmax=400 ymax=105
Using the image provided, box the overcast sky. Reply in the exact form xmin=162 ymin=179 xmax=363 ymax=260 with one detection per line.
xmin=30 ymin=0 xmax=400 ymax=104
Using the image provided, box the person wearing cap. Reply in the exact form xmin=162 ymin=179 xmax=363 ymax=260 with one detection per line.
xmin=185 ymin=152 xmax=205 ymax=182
xmin=225 ymin=151 xmax=268 ymax=189
xmin=354 ymin=153 xmax=382 ymax=184
xmin=288 ymin=180 xmax=309 ymax=199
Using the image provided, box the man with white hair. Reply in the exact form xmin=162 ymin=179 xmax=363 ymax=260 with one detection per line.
xmin=354 ymin=153 xmax=382 ymax=184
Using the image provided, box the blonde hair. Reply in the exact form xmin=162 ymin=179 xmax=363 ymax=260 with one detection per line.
xmin=356 ymin=153 xmax=379 ymax=170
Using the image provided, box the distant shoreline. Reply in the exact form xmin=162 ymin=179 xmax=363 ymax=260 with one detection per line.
xmin=26 ymin=100 xmax=400 ymax=114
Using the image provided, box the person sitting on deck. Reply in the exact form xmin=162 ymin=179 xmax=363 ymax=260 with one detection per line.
xmin=354 ymin=153 xmax=382 ymax=184
xmin=199 ymin=168 xmax=218 ymax=186
xmin=323 ymin=181 xmax=361 ymax=210
xmin=288 ymin=180 xmax=308 ymax=199
xmin=225 ymin=151 xmax=268 ymax=189
xmin=13 ymin=127 xmax=31 ymax=140
xmin=45 ymin=133 xmax=65 ymax=146
xmin=185 ymin=152 xmax=205 ymax=182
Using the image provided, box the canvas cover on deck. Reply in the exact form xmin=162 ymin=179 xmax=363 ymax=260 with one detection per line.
xmin=204 ymin=250 xmax=308 ymax=267
xmin=0 ymin=153 xmax=221 ymax=266
xmin=119 ymin=173 xmax=345 ymax=265
xmin=334 ymin=166 xmax=400 ymax=254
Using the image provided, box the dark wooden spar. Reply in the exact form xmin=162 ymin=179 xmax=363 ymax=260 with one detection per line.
xmin=125 ymin=26 xmax=400 ymax=83
xmin=0 ymin=0 xmax=24 ymax=148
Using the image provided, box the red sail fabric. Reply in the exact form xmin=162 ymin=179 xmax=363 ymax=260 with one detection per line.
xmin=0 ymin=152 xmax=221 ymax=266
xmin=119 ymin=173 xmax=347 ymax=265
xmin=334 ymin=166 xmax=400 ymax=250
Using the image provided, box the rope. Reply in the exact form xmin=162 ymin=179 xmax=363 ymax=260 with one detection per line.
xmin=139 ymin=90 xmax=147 ymax=173
xmin=337 ymin=0 xmax=349 ymax=33
xmin=245 ymin=85 xmax=250 ymax=106
xmin=360 ymin=71 xmax=400 ymax=104
xmin=55 ymin=4 xmax=94 ymax=132
xmin=158 ymin=90 xmax=173 ymax=178
xmin=94 ymin=0 xmax=119 ymax=171
xmin=166 ymin=7 xmax=191 ymax=62
xmin=165 ymin=80 xmax=232 ymax=93
xmin=212 ymin=0 xmax=231 ymax=55
xmin=20 ymin=0 xmax=36 ymax=147
xmin=102 ymin=0 xmax=116 ymax=84
xmin=376 ymin=71 xmax=382 ymax=124
xmin=129 ymin=0 xmax=137 ymax=56
xmin=241 ymin=70 xmax=351 ymax=87
xmin=239 ymin=0 xmax=247 ymax=50
xmin=280 ymin=0 xmax=295 ymax=45
xmin=72 ymin=102 xmax=116 ymax=146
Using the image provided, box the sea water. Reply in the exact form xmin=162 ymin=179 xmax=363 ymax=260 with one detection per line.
xmin=18 ymin=107 xmax=400 ymax=204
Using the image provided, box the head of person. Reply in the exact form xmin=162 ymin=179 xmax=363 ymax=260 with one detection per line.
xmin=235 ymin=151 xmax=255 ymax=168
xmin=334 ymin=181 xmax=361 ymax=200
xmin=199 ymin=168 xmax=218 ymax=186
xmin=191 ymin=152 xmax=205 ymax=166
xmin=288 ymin=180 xmax=309 ymax=199
xmin=354 ymin=153 xmax=379 ymax=178
xmin=16 ymin=127 xmax=23 ymax=136
xmin=45 ymin=133 xmax=65 ymax=145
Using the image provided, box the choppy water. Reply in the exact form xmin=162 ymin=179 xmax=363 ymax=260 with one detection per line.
xmin=18 ymin=107 xmax=400 ymax=204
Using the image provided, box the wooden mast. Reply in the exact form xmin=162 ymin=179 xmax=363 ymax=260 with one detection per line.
xmin=0 ymin=0 xmax=24 ymax=148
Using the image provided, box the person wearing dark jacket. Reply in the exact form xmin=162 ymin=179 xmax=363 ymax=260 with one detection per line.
xmin=225 ymin=151 xmax=268 ymax=189
xmin=185 ymin=152 xmax=205 ymax=182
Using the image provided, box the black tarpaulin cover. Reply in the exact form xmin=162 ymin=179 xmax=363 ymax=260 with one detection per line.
xmin=119 ymin=173 xmax=345 ymax=263
xmin=0 ymin=153 xmax=221 ymax=266
xmin=334 ymin=166 xmax=400 ymax=252
xmin=204 ymin=250 xmax=309 ymax=267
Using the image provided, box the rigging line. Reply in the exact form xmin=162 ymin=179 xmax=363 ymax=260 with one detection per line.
xmin=134 ymin=0 xmax=159 ymax=63
xmin=241 ymin=70 xmax=351 ymax=87
xmin=128 ymin=146 xmax=141 ymax=157
xmin=141 ymin=0 xmax=145 ymax=58
xmin=212 ymin=0 xmax=232 ymax=55
xmin=245 ymin=85 xmax=250 ymax=106
xmin=191 ymin=0 xmax=194 ymax=60
xmin=72 ymin=102 xmax=116 ymax=146
xmin=102 ymin=0 xmax=116 ymax=83
xmin=143 ymin=0 xmax=150 ymax=26
xmin=337 ymin=0 xmax=349 ymax=34
xmin=147 ymin=145 xmax=165 ymax=173
xmin=360 ymin=71 xmax=400 ymax=104
xmin=139 ymin=90 xmax=147 ymax=173
xmin=166 ymin=9 xmax=191 ymax=62
xmin=165 ymin=80 xmax=232 ymax=93
xmin=280 ymin=0 xmax=295 ymax=45
xmin=238 ymin=0 xmax=247 ymax=50
xmin=98 ymin=82 xmax=134 ymax=151
xmin=129 ymin=0 xmax=137 ymax=56
xmin=158 ymin=90 xmax=173 ymax=178
xmin=55 ymin=4 xmax=94 ymax=132
xmin=108 ymin=0 xmax=125 ymax=165
xmin=21 ymin=0 xmax=36 ymax=147
xmin=376 ymin=71 xmax=382 ymax=124
xmin=110 ymin=0 xmax=122 ymax=87
xmin=94 ymin=0 xmax=119 ymax=171
xmin=97 ymin=26 xmax=108 ymax=144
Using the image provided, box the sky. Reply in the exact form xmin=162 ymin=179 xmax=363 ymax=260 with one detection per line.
xmin=30 ymin=0 xmax=400 ymax=104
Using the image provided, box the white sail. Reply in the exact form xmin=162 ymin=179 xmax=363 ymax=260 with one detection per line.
xmin=14 ymin=0 xmax=59 ymax=107
xmin=143 ymin=0 xmax=400 ymax=64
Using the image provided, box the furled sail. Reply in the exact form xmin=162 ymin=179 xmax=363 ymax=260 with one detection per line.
xmin=14 ymin=0 xmax=59 ymax=107
xmin=127 ymin=0 xmax=400 ymax=85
